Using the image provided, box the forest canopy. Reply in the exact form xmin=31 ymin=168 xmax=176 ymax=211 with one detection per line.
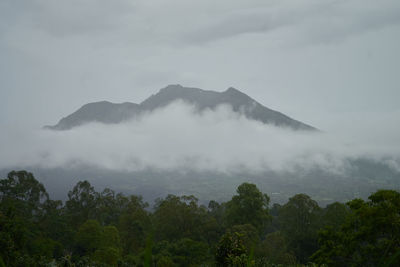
xmin=0 ymin=170 xmax=399 ymax=266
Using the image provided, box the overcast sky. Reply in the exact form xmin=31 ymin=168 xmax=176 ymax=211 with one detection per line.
xmin=1 ymin=0 xmax=400 ymax=133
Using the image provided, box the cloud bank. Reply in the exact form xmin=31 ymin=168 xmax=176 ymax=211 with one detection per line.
xmin=4 ymin=0 xmax=399 ymax=44
xmin=1 ymin=102 xmax=399 ymax=175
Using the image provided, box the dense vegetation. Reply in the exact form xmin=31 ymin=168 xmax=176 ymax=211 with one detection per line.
xmin=1 ymin=170 xmax=399 ymax=266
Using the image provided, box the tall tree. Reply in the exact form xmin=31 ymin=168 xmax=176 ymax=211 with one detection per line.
xmin=0 ymin=170 xmax=48 ymax=218
xmin=65 ymin=180 xmax=98 ymax=228
xmin=153 ymin=195 xmax=207 ymax=242
xmin=312 ymin=189 xmax=400 ymax=266
xmin=118 ymin=195 xmax=150 ymax=255
xmin=225 ymin=183 xmax=270 ymax=232
xmin=278 ymin=193 xmax=321 ymax=263
xmin=0 ymin=171 xmax=52 ymax=265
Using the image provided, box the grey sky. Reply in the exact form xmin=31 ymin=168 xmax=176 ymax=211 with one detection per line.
xmin=1 ymin=0 xmax=400 ymax=133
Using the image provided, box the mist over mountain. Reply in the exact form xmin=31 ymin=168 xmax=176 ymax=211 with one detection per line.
xmin=1 ymin=156 xmax=397 ymax=206
xmin=1 ymin=92 xmax=399 ymax=205
xmin=45 ymin=85 xmax=316 ymax=131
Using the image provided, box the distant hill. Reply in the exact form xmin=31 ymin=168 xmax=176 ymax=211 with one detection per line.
xmin=44 ymin=84 xmax=317 ymax=131
xmin=2 ymin=157 xmax=399 ymax=206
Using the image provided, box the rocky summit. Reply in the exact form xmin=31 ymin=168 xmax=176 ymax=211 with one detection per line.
xmin=45 ymin=84 xmax=317 ymax=131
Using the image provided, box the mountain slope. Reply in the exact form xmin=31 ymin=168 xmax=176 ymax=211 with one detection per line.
xmin=45 ymin=84 xmax=317 ymax=131
xmin=45 ymin=101 xmax=141 ymax=130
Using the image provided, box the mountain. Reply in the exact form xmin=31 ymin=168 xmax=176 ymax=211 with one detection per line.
xmin=45 ymin=84 xmax=317 ymax=131
xmin=2 ymin=157 xmax=399 ymax=206
xmin=45 ymin=101 xmax=141 ymax=130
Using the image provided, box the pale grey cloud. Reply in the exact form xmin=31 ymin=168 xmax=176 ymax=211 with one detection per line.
xmin=0 ymin=0 xmax=133 ymax=37
xmin=0 ymin=102 xmax=399 ymax=174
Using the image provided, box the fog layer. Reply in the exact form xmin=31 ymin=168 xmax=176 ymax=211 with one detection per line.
xmin=1 ymin=101 xmax=399 ymax=175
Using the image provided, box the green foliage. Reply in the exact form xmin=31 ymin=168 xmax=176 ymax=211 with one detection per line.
xmin=92 ymin=246 xmax=120 ymax=266
xmin=75 ymin=219 xmax=122 ymax=264
xmin=0 ymin=170 xmax=48 ymax=218
xmin=0 ymin=171 xmax=54 ymax=266
xmin=66 ymin=180 xmax=98 ymax=228
xmin=143 ymin=233 xmax=153 ymax=267
xmin=0 ymin=171 xmax=48 ymax=204
xmin=278 ymin=193 xmax=321 ymax=263
xmin=320 ymin=202 xmax=350 ymax=231
xmin=118 ymin=195 xmax=150 ymax=254
xmin=153 ymin=194 xmax=208 ymax=242
xmin=157 ymin=255 xmax=174 ymax=266
xmin=312 ymin=189 xmax=400 ymax=266
xmin=102 ymin=225 xmax=121 ymax=248
xmin=75 ymin=219 xmax=103 ymax=255
xmin=215 ymin=231 xmax=247 ymax=266
xmin=169 ymin=238 xmax=210 ymax=266
xmin=229 ymin=224 xmax=260 ymax=250
xmin=256 ymin=231 xmax=297 ymax=265
xmin=152 ymin=238 xmax=210 ymax=266
xmin=1 ymin=171 xmax=400 ymax=266
xmin=225 ymin=183 xmax=271 ymax=231
xmin=215 ymin=232 xmax=247 ymax=266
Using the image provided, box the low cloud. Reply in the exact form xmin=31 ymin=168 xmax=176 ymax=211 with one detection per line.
xmin=184 ymin=0 xmax=400 ymax=45
xmin=1 ymin=0 xmax=400 ymax=130
xmin=3 ymin=0 xmax=400 ymax=45
xmin=1 ymin=101 xmax=399 ymax=175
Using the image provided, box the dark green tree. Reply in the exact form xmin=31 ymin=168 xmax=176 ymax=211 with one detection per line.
xmin=65 ymin=180 xmax=98 ymax=228
xmin=0 ymin=171 xmax=55 ymax=265
xmin=0 ymin=170 xmax=48 ymax=218
xmin=312 ymin=189 xmax=400 ymax=266
xmin=320 ymin=201 xmax=350 ymax=231
xmin=75 ymin=219 xmax=122 ymax=264
xmin=153 ymin=238 xmax=210 ymax=266
xmin=278 ymin=193 xmax=321 ymax=263
xmin=153 ymin=195 xmax=207 ymax=242
xmin=215 ymin=231 xmax=248 ymax=266
xmin=256 ymin=231 xmax=296 ymax=265
xmin=225 ymin=183 xmax=270 ymax=232
xmin=118 ymin=195 xmax=150 ymax=255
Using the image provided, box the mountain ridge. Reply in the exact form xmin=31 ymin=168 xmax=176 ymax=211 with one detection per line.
xmin=44 ymin=84 xmax=317 ymax=131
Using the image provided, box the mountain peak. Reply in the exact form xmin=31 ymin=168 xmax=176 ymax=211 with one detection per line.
xmin=225 ymin=87 xmax=240 ymax=93
xmin=161 ymin=84 xmax=183 ymax=91
xmin=223 ymin=87 xmax=250 ymax=99
xmin=46 ymin=85 xmax=317 ymax=131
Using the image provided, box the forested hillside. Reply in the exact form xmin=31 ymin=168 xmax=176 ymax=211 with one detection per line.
xmin=1 ymin=171 xmax=399 ymax=266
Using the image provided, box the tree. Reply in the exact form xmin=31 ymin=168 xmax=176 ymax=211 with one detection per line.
xmin=153 ymin=195 xmax=207 ymax=242
xmin=118 ymin=195 xmax=150 ymax=254
xmin=312 ymin=190 xmax=400 ymax=266
xmin=0 ymin=170 xmax=48 ymax=218
xmin=153 ymin=238 xmax=210 ymax=266
xmin=215 ymin=231 xmax=248 ymax=266
xmin=225 ymin=183 xmax=270 ymax=232
xmin=206 ymin=200 xmax=226 ymax=245
xmin=75 ymin=219 xmax=103 ymax=256
xmin=229 ymin=224 xmax=259 ymax=252
xmin=96 ymin=188 xmax=132 ymax=226
xmin=320 ymin=201 xmax=349 ymax=231
xmin=93 ymin=225 xmax=121 ymax=265
xmin=0 ymin=171 xmax=53 ymax=265
xmin=278 ymin=193 xmax=321 ymax=263
xmin=75 ymin=219 xmax=122 ymax=264
xmin=37 ymin=199 xmax=70 ymax=255
xmin=65 ymin=180 xmax=98 ymax=228
xmin=256 ymin=231 xmax=296 ymax=265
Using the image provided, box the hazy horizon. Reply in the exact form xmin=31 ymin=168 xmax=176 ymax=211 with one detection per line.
xmin=1 ymin=100 xmax=399 ymax=174
xmin=1 ymin=0 xmax=399 ymax=202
